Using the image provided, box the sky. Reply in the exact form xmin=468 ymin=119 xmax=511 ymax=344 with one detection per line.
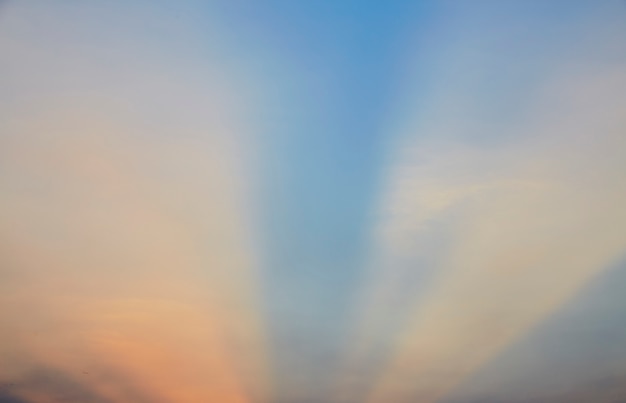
xmin=1 ymin=1 xmax=626 ymax=403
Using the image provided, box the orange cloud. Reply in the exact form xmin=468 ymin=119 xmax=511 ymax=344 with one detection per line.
xmin=0 ymin=2 xmax=267 ymax=398
xmin=0 ymin=113 xmax=267 ymax=402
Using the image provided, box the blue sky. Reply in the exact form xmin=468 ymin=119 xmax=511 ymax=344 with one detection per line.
xmin=1 ymin=1 xmax=626 ymax=402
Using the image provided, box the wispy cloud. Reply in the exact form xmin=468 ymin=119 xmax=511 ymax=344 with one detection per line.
xmin=338 ymin=5 xmax=626 ymax=403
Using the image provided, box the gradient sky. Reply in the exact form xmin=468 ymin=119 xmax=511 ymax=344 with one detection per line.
xmin=1 ymin=1 xmax=626 ymax=403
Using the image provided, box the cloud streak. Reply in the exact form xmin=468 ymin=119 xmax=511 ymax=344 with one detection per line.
xmin=337 ymin=5 xmax=626 ymax=403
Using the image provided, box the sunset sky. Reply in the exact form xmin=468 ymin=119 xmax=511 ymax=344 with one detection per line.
xmin=1 ymin=1 xmax=626 ymax=402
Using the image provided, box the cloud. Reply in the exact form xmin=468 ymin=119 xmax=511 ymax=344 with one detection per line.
xmin=0 ymin=2 xmax=266 ymax=402
xmin=368 ymin=62 xmax=626 ymax=403
xmin=336 ymin=5 xmax=626 ymax=403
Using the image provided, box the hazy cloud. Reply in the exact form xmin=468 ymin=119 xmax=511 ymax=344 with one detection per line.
xmin=0 ymin=2 xmax=266 ymax=402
